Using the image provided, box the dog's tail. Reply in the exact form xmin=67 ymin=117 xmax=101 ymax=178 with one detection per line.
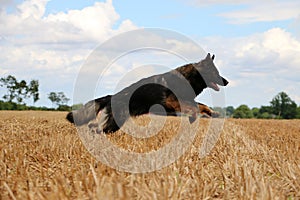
xmin=66 ymin=95 xmax=112 ymax=125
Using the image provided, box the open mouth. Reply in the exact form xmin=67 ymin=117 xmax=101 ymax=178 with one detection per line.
xmin=209 ymin=82 xmax=220 ymax=91
xmin=208 ymin=77 xmax=229 ymax=91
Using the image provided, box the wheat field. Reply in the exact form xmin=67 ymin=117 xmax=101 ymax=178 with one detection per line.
xmin=0 ymin=111 xmax=299 ymax=199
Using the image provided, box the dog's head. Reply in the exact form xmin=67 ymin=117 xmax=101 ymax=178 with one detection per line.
xmin=195 ymin=53 xmax=229 ymax=91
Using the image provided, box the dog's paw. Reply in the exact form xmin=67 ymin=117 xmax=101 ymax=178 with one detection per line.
xmin=188 ymin=111 xmax=198 ymax=123
xmin=211 ymin=111 xmax=220 ymax=118
xmin=189 ymin=116 xmax=196 ymax=123
xmin=88 ymin=122 xmax=102 ymax=134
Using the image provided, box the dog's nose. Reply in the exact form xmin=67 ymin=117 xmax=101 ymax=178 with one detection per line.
xmin=222 ymin=77 xmax=229 ymax=86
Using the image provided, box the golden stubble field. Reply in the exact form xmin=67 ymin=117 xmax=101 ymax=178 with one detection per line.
xmin=0 ymin=111 xmax=299 ymax=199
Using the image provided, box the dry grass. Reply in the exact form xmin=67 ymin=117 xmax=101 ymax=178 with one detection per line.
xmin=0 ymin=111 xmax=299 ymax=199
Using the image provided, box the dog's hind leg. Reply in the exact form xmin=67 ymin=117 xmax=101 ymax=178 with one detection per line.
xmin=66 ymin=95 xmax=112 ymax=125
xmin=101 ymin=101 xmax=130 ymax=133
xmin=85 ymin=97 xmax=131 ymax=134
xmin=87 ymin=107 xmax=118 ymax=134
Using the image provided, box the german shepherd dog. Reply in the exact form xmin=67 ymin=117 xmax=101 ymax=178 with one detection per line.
xmin=67 ymin=53 xmax=228 ymax=133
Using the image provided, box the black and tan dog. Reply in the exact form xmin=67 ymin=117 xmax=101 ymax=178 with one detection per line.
xmin=67 ymin=53 xmax=228 ymax=133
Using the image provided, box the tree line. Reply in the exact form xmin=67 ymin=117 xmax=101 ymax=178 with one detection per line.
xmin=0 ymin=75 xmax=71 ymax=111
xmin=1 ymin=75 xmax=300 ymax=119
xmin=212 ymin=91 xmax=300 ymax=119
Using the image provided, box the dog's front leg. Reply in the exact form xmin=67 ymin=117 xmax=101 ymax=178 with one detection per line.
xmin=164 ymin=95 xmax=199 ymax=123
xmin=198 ymin=103 xmax=219 ymax=118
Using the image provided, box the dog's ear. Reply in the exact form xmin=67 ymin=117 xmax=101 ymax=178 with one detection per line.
xmin=212 ymin=54 xmax=215 ymax=60
xmin=206 ymin=53 xmax=211 ymax=60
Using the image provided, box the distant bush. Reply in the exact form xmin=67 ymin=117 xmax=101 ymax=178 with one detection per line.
xmin=0 ymin=100 xmax=18 ymax=110
xmin=233 ymin=105 xmax=253 ymax=119
xmin=0 ymin=100 xmax=60 ymax=111
xmin=57 ymin=105 xmax=71 ymax=111
xmin=71 ymin=103 xmax=83 ymax=110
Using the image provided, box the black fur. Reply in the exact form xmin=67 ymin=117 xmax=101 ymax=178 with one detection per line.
xmin=67 ymin=53 xmax=229 ymax=133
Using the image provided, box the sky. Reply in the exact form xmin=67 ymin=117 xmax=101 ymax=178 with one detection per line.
xmin=0 ymin=0 xmax=300 ymax=108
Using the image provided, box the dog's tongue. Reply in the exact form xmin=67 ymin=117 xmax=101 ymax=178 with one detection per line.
xmin=210 ymin=82 xmax=220 ymax=91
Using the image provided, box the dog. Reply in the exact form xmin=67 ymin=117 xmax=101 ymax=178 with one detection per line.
xmin=67 ymin=53 xmax=228 ymax=133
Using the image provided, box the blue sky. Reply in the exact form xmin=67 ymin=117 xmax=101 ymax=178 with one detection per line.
xmin=45 ymin=0 xmax=295 ymax=37
xmin=0 ymin=0 xmax=300 ymax=108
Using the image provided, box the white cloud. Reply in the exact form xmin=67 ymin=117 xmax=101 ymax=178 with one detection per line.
xmin=200 ymin=27 xmax=300 ymax=107
xmin=219 ymin=1 xmax=300 ymax=24
xmin=166 ymin=39 xmax=205 ymax=59
xmin=186 ymin=0 xmax=255 ymax=6
xmin=0 ymin=0 xmax=139 ymax=106
xmin=0 ymin=0 xmax=137 ymax=44
xmin=184 ymin=0 xmax=300 ymax=24
xmin=45 ymin=0 xmax=122 ymax=42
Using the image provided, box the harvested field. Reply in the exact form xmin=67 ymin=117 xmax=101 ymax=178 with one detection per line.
xmin=0 ymin=111 xmax=299 ymax=199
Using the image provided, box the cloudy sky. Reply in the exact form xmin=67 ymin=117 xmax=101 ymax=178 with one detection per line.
xmin=1 ymin=0 xmax=300 ymax=108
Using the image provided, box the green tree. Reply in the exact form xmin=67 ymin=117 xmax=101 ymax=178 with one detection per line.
xmin=28 ymin=80 xmax=39 ymax=104
xmin=252 ymin=107 xmax=260 ymax=118
xmin=270 ymin=92 xmax=297 ymax=119
xmin=48 ymin=92 xmax=70 ymax=108
xmin=16 ymin=80 xmax=28 ymax=103
xmin=296 ymin=106 xmax=300 ymax=119
xmin=0 ymin=75 xmax=39 ymax=105
xmin=259 ymin=106 xmax=272 ymax=114
xmin=233 ymin=104 xmax=253 ymax=118
xmin=260 ymin=112 xmax=272 ymax=119
xmin=257 ymin=106 xmax=273 ymax=119
xmin=56 ymin=92 xmax=70 ymax=106
xmin=48 ymin=92 xmax=59 ymax=108
xmin=0 ymin=75 xmax=19 ymax=102
xmin=226 ymin=106 xmax=235 ymax=117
